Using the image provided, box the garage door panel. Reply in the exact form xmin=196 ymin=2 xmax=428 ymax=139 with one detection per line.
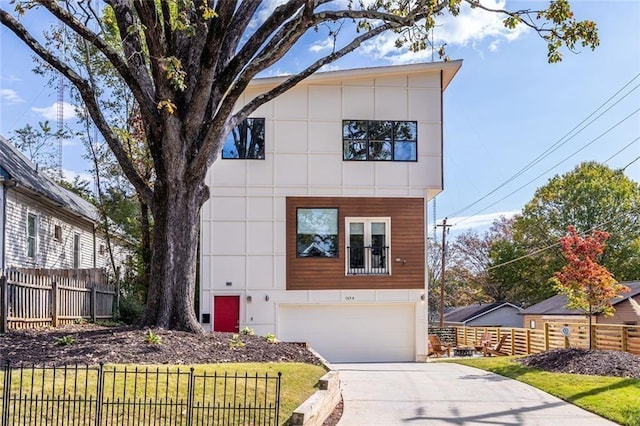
xmin=278 ymin=304 xmax=414 ymax=362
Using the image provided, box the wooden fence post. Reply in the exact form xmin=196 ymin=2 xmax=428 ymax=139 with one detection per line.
xmin=51 ymin=280 xmax=58 ymax=327
xmin=91 ymin=284 xmax=97 ymax=323
xmin=526 ymin=329 xmax=531 ymax=354
xmin=544 ymin=322 xmax=550 ymax=350
xmin=510 ymin=328 xmax=515 ymax=355
xmin=1 ymin=274 xmax=7 ymax=333
xmin=621 ymin=325 xmax=628 ymax=352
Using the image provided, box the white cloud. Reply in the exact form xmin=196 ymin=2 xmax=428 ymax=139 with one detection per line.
xmin=32 ymin=102 xmax=77 ymax=121
xmin=1 ymin=74 xmax=22 ymax=82
xmin=310 ymin=37 xmax=335 ymax=53
xmin=61 ymin=168 xmax=94 ymax=185
xmin=361 ymin=0 xmax=529 ymax=64
xmin=1 ymin=88 xmax=24 ymax=104
xmin=443 ymin=210 xmax=520 ymax=233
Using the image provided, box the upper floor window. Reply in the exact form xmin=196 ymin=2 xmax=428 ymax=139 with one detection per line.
xmin=296 ymin=208 xmax=338 ymax=258
xmin=343 ymin=120 xmax=417 ymax=161
xmin=26 ymin=213 xmax=37 ymax=259
xmin=222 ymin=118 xmax=265 ymax=159
xmin=346 ymin=217 xmax=390 ymax=275
xmin=53 ymin=224 xmax=62 ymax=241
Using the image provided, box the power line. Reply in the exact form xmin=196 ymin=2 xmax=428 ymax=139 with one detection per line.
xmin=447 ymin=72 xmax=640 ymax=219
xmin=454 ymin=110 xmax=640 ymax=227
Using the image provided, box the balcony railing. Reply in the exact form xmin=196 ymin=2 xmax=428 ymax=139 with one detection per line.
xmin=347 ymin=246 xmax=389 ymax=275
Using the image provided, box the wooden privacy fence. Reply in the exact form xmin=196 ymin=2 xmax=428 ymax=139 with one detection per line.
xmin=0 ymin=268 xmax=115 ymax=333
xmin=454 ymin=323 xmax=640 ymax=356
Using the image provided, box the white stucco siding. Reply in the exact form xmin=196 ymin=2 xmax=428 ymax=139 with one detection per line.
xmin=200 ymin=63 xmax=459 ymax=360
xmin=4 ymin=189 xmax=96 ymax=270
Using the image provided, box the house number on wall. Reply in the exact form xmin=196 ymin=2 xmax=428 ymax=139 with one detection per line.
xmin=345 ymin=296 xmax=355 ymax=301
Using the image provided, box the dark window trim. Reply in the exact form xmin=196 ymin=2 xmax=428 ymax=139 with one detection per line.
xmin=342 ymin=119 xmax=418 ymax=162
xmin=295 ymin=207 xmax=339 ymax=258
xmin=222 ymin=117 xmax=266 ymax=160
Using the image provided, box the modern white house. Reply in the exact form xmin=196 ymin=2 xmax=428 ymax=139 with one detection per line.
xmin=0 ymin=135 xmax=129 ymax=276
xmin=199 ymin=61 xmax=462 ymax=362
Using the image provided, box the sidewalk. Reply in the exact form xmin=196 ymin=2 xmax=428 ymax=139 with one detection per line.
xmin=333 ymin=362 xmax=617 ymax=425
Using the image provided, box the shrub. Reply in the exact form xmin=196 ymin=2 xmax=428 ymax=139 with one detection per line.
xmin=264 ymin=333 xmax=277 ymax=343
xmin=229 ymin=334 xmax=245 ymax=349
xmin=55 ymin=335 xmax=77 ymax=346
xmin=144 ymin=330 xmax=162 ymax=345
xmin=240 ymin=327 xmax=254 ymax=336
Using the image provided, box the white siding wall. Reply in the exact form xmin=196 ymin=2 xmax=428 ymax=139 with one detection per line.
xmin=0 ymin=186 xmax=5 ymax=269
xmin=200 ymin=65 xmax=452 ymax=360
xmin=5 ymin=189 xmax=97 ymax=270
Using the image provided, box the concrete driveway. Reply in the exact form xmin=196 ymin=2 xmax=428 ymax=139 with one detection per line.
xmin=333 ymin=362 xmax=617 ymax=425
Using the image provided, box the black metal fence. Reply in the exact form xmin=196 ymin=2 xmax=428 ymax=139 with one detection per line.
xmin=346 ymin=246 xmax=389 ymax=275
xmin=0 ymin=361 xmax=281 ymax=425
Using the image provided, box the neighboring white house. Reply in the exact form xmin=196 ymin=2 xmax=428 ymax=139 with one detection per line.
xmin=199 ymin=61 xmax=462 ymax=362
xmin=0 ymin=136 xmax=130 ymax=276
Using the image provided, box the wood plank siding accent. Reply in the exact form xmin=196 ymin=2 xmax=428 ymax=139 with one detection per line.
xmin=286 ymin=197 xmax=424 ymax=290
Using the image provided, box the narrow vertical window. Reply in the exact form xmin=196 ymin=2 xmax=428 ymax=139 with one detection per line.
xmin=26 ymin=213 xmax=37 ymax=259
xmin=73 ymin=233 xmax=81 ymax=268
xmin=53 ymin=224 xmax=62 ymax=241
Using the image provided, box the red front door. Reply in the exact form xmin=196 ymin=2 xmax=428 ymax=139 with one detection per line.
xmin=213 ymin=295 xmax=240 ymax=332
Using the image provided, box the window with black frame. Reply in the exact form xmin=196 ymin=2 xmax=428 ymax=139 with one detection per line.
xmin=343 ymin=120 xmax=417 ymax=161
xmin=222 ymin=118 xmax=265 ymax=159
xmin=296 ymin=208 xmax=338 ymax=258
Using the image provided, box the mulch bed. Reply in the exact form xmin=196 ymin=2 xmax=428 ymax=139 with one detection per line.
xmin=517 ymin=348 xmax=640 ymax=379
xmin=0 ymin=324 xmax=323 ymax=367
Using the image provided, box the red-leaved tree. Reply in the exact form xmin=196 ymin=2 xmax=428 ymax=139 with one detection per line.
xmin=553 ymin=226 xmax=629 ymax=349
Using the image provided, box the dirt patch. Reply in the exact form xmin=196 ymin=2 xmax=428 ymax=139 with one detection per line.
xmin=0 ymin=324 xmax=323 ymax=367
xmin=517 ymin=348 xmax=640 ymax=379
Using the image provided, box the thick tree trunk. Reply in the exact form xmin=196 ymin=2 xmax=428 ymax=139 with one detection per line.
xmin=139 ymin=177 xmax=207 ymax=333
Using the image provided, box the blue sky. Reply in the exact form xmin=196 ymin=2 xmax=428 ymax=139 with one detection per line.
xmin=1 ymin=1 xmax=639 ymax=236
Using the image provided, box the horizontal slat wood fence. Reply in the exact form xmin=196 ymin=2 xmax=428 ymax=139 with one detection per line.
xmin=1 ymin=268 xmax=114 ymax=333
xmin=454 ymin=323 xmax=640 ymax=356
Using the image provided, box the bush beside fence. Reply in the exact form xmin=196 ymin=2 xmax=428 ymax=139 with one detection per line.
xmin=0 ymin=361 xmax=281 ymax=426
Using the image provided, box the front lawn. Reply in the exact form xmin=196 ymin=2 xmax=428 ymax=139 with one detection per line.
xmin=1 ymin=362 xmax=326 ymax=426
xmin=447 ymin=356 xmax=640 ymax=425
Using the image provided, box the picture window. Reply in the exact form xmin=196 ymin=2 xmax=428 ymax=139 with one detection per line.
xmin=343 ymin=120 xmax=417 ymax=161
xmin=296 ymin=208 xmax=338 ymax=258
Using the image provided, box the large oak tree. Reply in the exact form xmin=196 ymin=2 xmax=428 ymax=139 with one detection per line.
xmin=1 ymin=0 xmax=599 ymax=332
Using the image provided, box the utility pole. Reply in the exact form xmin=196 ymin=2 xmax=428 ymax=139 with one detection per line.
xmin=437 ymin=217 xmax=451 ymax=327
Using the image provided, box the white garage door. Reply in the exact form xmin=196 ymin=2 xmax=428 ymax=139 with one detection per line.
xmin=278 ymin=304 xmax=415 ymax=362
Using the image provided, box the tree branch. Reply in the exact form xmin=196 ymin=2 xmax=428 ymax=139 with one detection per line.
xmin=36 ymin=0 xmax=158 ymax=129
xmin=0 ymin=8 xmax=154 ymax=204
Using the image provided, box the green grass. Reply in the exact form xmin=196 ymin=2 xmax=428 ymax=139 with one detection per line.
xmin=0 ymin=362 xmax=326 ymax=425
xmin=446 ymin=356 xmax=640 ymax=425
